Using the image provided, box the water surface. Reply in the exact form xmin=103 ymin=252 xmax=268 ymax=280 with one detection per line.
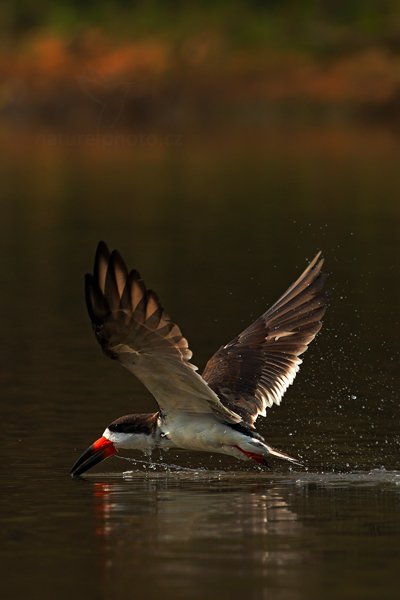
xmin=0 ymin=125 xmax=399 ymax=599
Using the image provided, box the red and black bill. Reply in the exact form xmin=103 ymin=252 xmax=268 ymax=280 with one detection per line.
xmin=70 ymin=437 xmax=116 ymax=477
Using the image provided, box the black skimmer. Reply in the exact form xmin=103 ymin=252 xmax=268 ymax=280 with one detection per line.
xmin=71 ymin=242 xmax=327 ymax=476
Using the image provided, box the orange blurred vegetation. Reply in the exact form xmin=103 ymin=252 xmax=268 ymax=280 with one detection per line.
xmin=1 ymin=29 xmax=400 ymax=128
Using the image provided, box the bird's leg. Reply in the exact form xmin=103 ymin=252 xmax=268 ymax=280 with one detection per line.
xmin=233 ymin=445 xmax=268 ymax=466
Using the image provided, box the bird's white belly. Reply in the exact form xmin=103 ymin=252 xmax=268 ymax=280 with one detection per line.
xmin=161 ymin=413 xmax=242 ymax=452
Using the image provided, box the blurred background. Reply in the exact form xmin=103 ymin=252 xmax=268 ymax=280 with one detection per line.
xmin=1 ymin=3 xmax=400 ymax=600
xmin=4 ymin=1 xmax=400 ymax=129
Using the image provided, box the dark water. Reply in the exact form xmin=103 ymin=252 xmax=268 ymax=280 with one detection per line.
xmin=1 ymin=125 xmax=399 ymax=599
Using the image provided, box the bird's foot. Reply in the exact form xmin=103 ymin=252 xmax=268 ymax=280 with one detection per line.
xmin=233 ymin=445 xmax=269 ymax=466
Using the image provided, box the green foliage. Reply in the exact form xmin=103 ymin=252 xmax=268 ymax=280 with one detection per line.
xmin=2 ymin=0 xmax=400 ymax=52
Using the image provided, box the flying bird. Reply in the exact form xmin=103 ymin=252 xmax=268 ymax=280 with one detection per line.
xmin=71 ymin=242 xmax=327 ymax=476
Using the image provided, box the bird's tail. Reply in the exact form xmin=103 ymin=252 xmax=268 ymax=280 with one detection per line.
xmin=265 ymin=444 xmax=303 ymax=467
xmin=233 ymin=440 xmax=303 ymax=467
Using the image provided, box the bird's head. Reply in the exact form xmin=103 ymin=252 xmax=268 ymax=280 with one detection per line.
xmin=70 ymin=413 xmax=159 ymax=477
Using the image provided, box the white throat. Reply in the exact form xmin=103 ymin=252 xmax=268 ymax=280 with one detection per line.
xmin=103 ymin=427 xmax=155 ymax=450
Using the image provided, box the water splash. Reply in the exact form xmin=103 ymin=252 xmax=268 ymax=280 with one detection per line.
xmin=116 ymin=454 xmax=207 ymax=475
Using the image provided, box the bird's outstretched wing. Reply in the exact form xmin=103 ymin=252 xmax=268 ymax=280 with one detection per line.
xmin=85 ymin=241 xmax=241 ymax=423
xmin=202 ymin=253 xmax=327 ymax=427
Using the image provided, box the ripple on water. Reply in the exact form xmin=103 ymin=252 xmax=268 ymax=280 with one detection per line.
xmin=89 ymin=458 xmax=400 ymax=491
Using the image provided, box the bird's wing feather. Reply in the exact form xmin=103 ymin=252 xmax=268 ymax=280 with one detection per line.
xmin=202 ymin=252 xmax=327 ymax=427
xmin=85 ymin=242 xmax=241 ymax=423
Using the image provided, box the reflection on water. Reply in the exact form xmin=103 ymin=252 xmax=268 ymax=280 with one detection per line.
xmin=93 ymin=474 xmax=305 ymax=600
xmin=85 ymin=471 xmax=400 ymax=600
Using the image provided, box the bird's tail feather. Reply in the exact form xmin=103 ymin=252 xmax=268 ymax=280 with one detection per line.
xmin=234 ymin=441 xmax=302 ymax=468
xmin=266 ymin=444 xmax=303 ymax=466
